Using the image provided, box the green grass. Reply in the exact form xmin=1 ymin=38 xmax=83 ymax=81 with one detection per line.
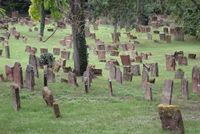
xmin=0 ymin=24 xmax=200 ymax=134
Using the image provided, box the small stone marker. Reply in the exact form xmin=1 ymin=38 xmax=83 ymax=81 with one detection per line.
xmin=53 ymin=103 xmax=61 ymax=118
xmin=181 ymin=78 xmax=189 ymax=99
xmin=159 ymin=33 xmax=165 ymax=41
xmin=123 ymin=66 xmax=132 ymax=81
xmin=161 ymin=80 xmax=173 ymax=105
xmin=147 ymin=33 xmax=152 ymax=40
xmin=11 ymin=84 xmax=21 ymax=111
xmin=145 ymin=83 xmax=152 ymax=101
xmin=42 ymin=87 xmax=54 ymax=107
xmin=158 ymin=104 xmax=184 ymax=134
xmin=165 ymin=34 xmax=171 ymax=43
xmin=142 ymin=65 xmax=149 ymax=89
xmin=174 ymin=27 xmax=184 ymax=41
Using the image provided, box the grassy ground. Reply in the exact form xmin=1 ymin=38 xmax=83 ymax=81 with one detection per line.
xmin=0 ymin=23 xmax=200 ymax=134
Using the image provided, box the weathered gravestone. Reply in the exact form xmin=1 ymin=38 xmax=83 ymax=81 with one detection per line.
xmin=192 ymin=66 xmax=200 ymax=95
xmin=109 ymin=64 xmax=116 ymax=80
xmin=40 ymin=48 xmax=48 ymax=54
xmin=174 ymin=27 xmax=184 ymax=41
xmin=142 ymin=65 xmax=150 ymax=89
xmin=47 ymin=68 xmax=55 ymax=83
xmin=83 ymin=66 xmax=94 ymax=90
xmin=68 ymin=72 xmax=78 ymax=86
xmin=116 ymin=67 xmax=123 ymax=84
xmin=165 ymin=55 xmax=176 ymax=71
xmin=11 ymin=84 xmax=21 ymax=111
xmin=145 ymin=83 xmax=153 ymax=101
xmin=42 ymin=87 xmax=54 ymax=107
xmin=147 ymin=33 xmax=152 ymax=40
xmin=178 ymin=56 xmax=188 ymax=66
xmin=163 ymin=27 xmax=169 ymax=34
xmin=97 ymin=50 xmax=106 ymax=62
xmin=53 ymin=103 xmax=61 ymax=118
xmin=123 ymin=66 xmax=132 ymax=81
xmin=175 ymin=69 xmax=184 ymax=79
xmin=135 ymin=56 xmax=143 ymax=63
xmin=181 ymin=78 xmax=189 ymax=100
xmin=53 ymin=48 xmax=60 ymax=55
xmin=5 ymin=44 xmax=10 ymax=58
xmin=165 ymin=34 xmax=171 ymax=43
xmin=53 ymin=61 xmax=61 ymax=73
xmin=120 ymin=55 xmax=131 ymax=66
xmin=61 ymin=51 xmax=70 ymax=60
xmin=159 ymin=33 xmax=165 ymax=41
xmin=29 ymin=54 xmax=39 ymax=78
xmin=150 ymin=63 xmax=159 ymax=77
xmin=131 ymin=64 xmax=141 ymax=76
xmin=96 ymin=44 xmax=105 ymax=51
xmin=161 ymin=80 xmax=173 ymax=105
xmin=13 ymin=62 xmax=23 ymax=89
xmin=158 ymin=104 xmax=184 ymax=134
xmin=5 ymin=65 xmax=14 ymax=81
xmin=25 ymin=65 xmax=35 ymax=91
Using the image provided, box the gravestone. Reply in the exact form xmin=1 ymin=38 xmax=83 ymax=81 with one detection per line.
xmin=175 ymin=69 xmax=184 ymax=79
xmin=161 ymin=80 xmax=173 ymax=105
xmin=61 ymin=51 xmax=70 ymax=60
xmin=123 ymin=66 xmax=132 ymax=81
xmin=188 ymin=53 xmax=196 ymax=59
xmin=174 ymin=27 xmax=184 ymax=41
xmin=192 ymin=66 xmax=200 ymax=94
xmin=150 ymin=63 xmax=159 ymax=77
xmin=29 ymin=54 xmax=39 ymax=78
xmin=165 ymin=55 xmax=176 ymax=71
xmin=53 ymin=61 xmax=61 ymax=72
xmin=47 ymin=68 xmax=55 ymax=83
xmin=145 ymin=83 xmax=153 ymax=101
xmin=147 ymin=33 xmax=152 ymax=40
xmin=5 ymin=44 xmax=10 ymax=58
xmin=120 ymin=55 xmax=131 ymax=66
xmin=5 ymin=65 xmax=14 ymax=81
xmin=116 ymin=67 xmax=123 ymax=84
xmin=83 ymin=66 xmax=93 ymax=90
xmin=130 ymin=50 xmax=138 ymax=61
xmin=110 ymin=50 xmax=119 ymax=56
xmin=178 ymin=57 xmax=188 ymax=66
xmin=25 ymin=65 xmax=35 ymax=91
xmin=142 ymin=65 xmax=149 ymax=89
xmin=159 ymin=33 xmax=165 ymax=41
xmin=158 ymin=104 xmax=184 ymax=134
xmin=68 ymin=72 xmax=78 ymax=86
xmin=163 ymin=27 xmax=169 ymax=33
xmin=97 ymin=44 xmax=105 ymax=51
xmin=165 ymin=34 xmax=171 ymax=43
xmin=135 ymin=56 xmax=143 ymax=63
xmin=131 ymin=64 xmax=141 ymax=76
xmin=53 ymin=103 xmax=61 ymax=118
xmin=181 ymin=78 xmax=189 ymax=100
xmin=11 ymin=84 xmax=21 ymax=111
xmin=40 ymin=48 xmax=48 ymax=54
xmin=42 ymin=87 xmax=54 ymax=107
xmin=13 ymin=62 xmax=23 ymax=89
xmin=53 ymin=48 xmax=60 ymax=55
xmin=109 ymin=64 xmax=116 ymax=80
xmin=97 ymin=50 xmax=106 ymax=62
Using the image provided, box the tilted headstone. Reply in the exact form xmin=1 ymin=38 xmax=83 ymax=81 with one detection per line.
xmin=13 ymin=62 xmax=23 ymax=89
xmin=131 ymin=64 xmax=141 ymax=76
xmin=11 ymin=84 xmax=21 ymax=111
xmin=29 ymin=54 xmax=39 ymax=78
xmin=165 ymin=55 xmax=176 ymax=71
xmin=42 ymin=87 xmax=54 ymax=107
xmin=135 ymin=56 xmax=143 ymax=63
xmin=181 ymin=78 xmax=189 ymax=100
xmin=110 ymin=50 xmax=119 ymax=56
xmin=161 ymin=80 xmax=173 ymax=105
xmin=25 ymin=65 xmax=35 ymax=91
xmin=158 ymin=104 xmax=184 ymax=134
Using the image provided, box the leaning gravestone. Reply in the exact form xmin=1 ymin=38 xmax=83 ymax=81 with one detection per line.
xmin=11 ymin=84 xmax=21 ymax=111
xmin=192 ymin=66 xmax=200 ymax=95
xmin=161 ymin=80 xmax=173 ymax=105
xmin=181 ymin=78 xmax=189 ymax=100
xmin=29 ymin=54 xmax=39 ymax=78
xmin=158 ymin=104 xmax=184 ymax=134
xmin=42 ymin=87 xmax=54 ymax=107
xmin=188 ymin=53 xmax=196 ymax=59
xmin=13 ymin=62 xmax=23 ymax=89
xmin=25 ymin=65 xmax=35 ymax=91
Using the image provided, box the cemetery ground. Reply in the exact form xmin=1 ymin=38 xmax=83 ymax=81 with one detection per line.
xmin=0 ymin=24 xmax=200 ymax=134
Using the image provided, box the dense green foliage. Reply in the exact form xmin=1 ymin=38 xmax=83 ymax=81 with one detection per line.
xmin=39 ymin=53 xmax=55 ymax=68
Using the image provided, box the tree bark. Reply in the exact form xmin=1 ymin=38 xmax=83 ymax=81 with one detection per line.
xmin=70 ymin=0 xmax=88 ymax=76
xmin=39 ymin=0 xmax=45 ymax=40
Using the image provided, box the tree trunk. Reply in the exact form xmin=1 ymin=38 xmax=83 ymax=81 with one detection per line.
xmin=70 ymin=0 xmax=88 ymax=76
xmin=39 ymin=0 xmax=45 ymax=41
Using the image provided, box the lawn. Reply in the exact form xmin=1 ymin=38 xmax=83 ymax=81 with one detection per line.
xmin=0 ymin=24 xmax=200 ymax=134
